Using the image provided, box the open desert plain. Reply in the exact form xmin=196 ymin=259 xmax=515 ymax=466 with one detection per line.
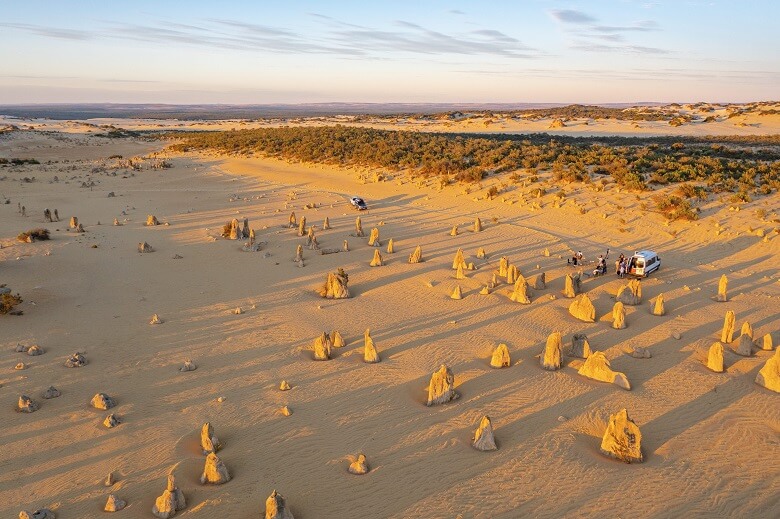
xmin=1 ymin=2 xmax=779 ymax=519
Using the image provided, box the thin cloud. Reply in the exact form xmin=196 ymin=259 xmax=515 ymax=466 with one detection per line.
xmin=549 ymin=8 xmax=665 ymax=54
xmin=549 ymin=9 xmax=598 ymax=24
xmin=0 ymin=22 xmax=92 ymax=40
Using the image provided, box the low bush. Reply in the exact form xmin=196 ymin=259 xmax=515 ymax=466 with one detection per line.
xmin=17 ymin=228 xmax=50 ymax=242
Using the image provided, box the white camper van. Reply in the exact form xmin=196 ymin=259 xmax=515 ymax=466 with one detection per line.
xmin=627 ymin=250 xmax=661 ymax=277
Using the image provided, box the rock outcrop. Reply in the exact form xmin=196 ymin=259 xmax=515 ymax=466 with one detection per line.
xmin=717 ymin=274 xmax=728 ymax=302
xmin=354 ymin=216 xmax=364 ymax=237
xmin=26 ymin=345 xmax=44 ymax=356
xmin=600 ymin=409 xmax=643 ymax=463
xmin=279 ymin=380 xmax=291 ymax=391
xmin=313 ymin=332 xmax=332 ymax=361
xmin=179 ymin=360 xmax=197 ymax=372
xmin=369 ymin=249 xmax=384 ymax=267
xmin=43 ymin=386 xmax=61 ymax=399
xmin=563 ymin=273 xmax=580 ymax=298
xmin=531 ymin=272 xmax=546 ymax=290
xmin=19 ymin=509 xmax=55 ymax=519
xmin=152 ymin=474 xmax=186 ymax=519
xmin=150 ymin=314 xmax=162 ymax=324
xmin=408 ymin=245 xmax=422 ymax=263
xmin=541 ymin=332 xmax=563 ymax=370
xmin=473 ymin=218 xmax=482 ymax=233
xmin=706 ymin=342 xmax=724 ymax=372
xmin=348 ymin=454 xmax=369 ymax=475
xmin=426 ymin=364 xmax=457 ymax=406
xmin=363 ymin=329 xmax=380 ymax=363
xmin=69 ymin=216 xmax=78 ymax=229
xmin=146 ymin=215 xmax=159 ymax=226
xmin=288 ymin=212 xmax=296 ymax=228
xmin=386 ymin=238 xmax=394 ymax=254
xmin=476 ymin=247 xmax=486 ymax=259
xmin=760 ymin=333 xmax=774 ymax=351
xmin=323 ymin=217 xmax=330 ymax=230
xmin=342 ymin=239 xmax=349 ymax=252
xmin=509 ymin=275 xmax=531 ymax=304
xmin=578 ymin=352 xmax=631 ymax=389
xmin=329 ymin=330 xmax=345 ymax=348
xmin=450 ymin=224 xmax=458 ymax=236
xmin=103 ymin=414 xmax=120 ymax=428
xmin=455 ymin=262 xmax=466 ymax=280
xmin=472 ymin=416 xmax=497 ymax=451
xmin=504 ymin=264 xmax=517 ymax=284
xmin=568 ymin=333 xmax=592 ymax=358
xmin=297 ymin=216 xmax=306 ymax=237
xmin=91 ymin=393 xmax=116 ymax=410
xmin=498 ymin=257 xmax=508 ymax=277
xmin=319 ymin=269 xmax=350 ymax=299
xmin=616 ymin=279 xmax=642 ymax=306
xmin=452 ymin=248 xmax=467 ymax=270
xmin=569 ymin=294 xmax=595 ymax=322
xmin=612 ymin=302 xmax=626 ymax=329
xmin=229 ymin=218 xmax=241 ymax=240
xmin=200 ymin=452 xmax=231 ymax=484
xmin=721 ymin=310 xmax=735 ymax=343
xmin=18 ymin=395 xmax=39 ymax=413
xmin=734 ymin=333 xmax=753 ymax=357
xmin=201 ymin=422 xmax=222 ymax=454
xmin=138 ymin=241 xmax=154 ymax=253
xmin=490 ymin=343 xmax=511 ymax=368
xmin=652 ymin=293 xmax=665 ymax=316
xmin=741 ymin=321 xmax=753 ymax=339
xmin=65 ymin=352 xmax=87 ymax=367
xmin=755 ymin=347 xmax=780 ymax=393
xmin=368 ymin=227 xmax=380 ymax=247
xmin=450 ymin=285 xmax=463 ymax=300
xmin=104 ymin=494 xmax=126 ymax=512
xmin=265 ymin=490 xmax=294 ymax=519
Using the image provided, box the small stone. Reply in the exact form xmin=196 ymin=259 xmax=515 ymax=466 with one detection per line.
xmin=426 ymin=364 xmax=458 ymax=406
xmin=150 ymin=314 xmax=162 ymax=324
xmin=14 ymin=362 xmax=27 ymax=370
xmin=200 ymin=452 xmax=231 ymax=484
xmin=217 ymin=396 xmax=226 ymax=403
xmin=264 ymin=490 xmax=294 ymax=519
xmin=104 ymin=472 xmax=116 ymax=486
xmin=672 ymin=332 xmax=681 ymax=340
xmin=279 ymin=380 xmax=291 ymax=391
xmin=179 ymin=359 xmax=197 ymax=372
xmin=104 ymin=494 xmax=126 ymax=512
xmin=348 ymin=453 xmax=369 ymax=474
xmin=280 ymin=406 xmax=292 ymax=416
xmin=91 ymin=392 xmax=116 ymax=410
xmin=600 ymin=409 xmax=643 ymax=463
xmin=490 ymin=343 xmax=511 ymax=368
xmin=26 ymin=345 xmax=44 ymax=356
xmin=472 ymin=416 xmax=498 ymax=451
xmin=43 ymin=386 xmax=61 ymax=399
xmin=18 ymin=395 xmax=39 ymax=413
xmin=64 ymin=352 xmax=87 ymax=367
xmin=629 ymin=347 xmax=651 ymax=359
xmin=104 ymin=414 xmax=120 ymax=428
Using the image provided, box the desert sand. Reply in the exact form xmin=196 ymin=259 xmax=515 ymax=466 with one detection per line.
xmin=1 ymin=113 xmax=779 ymax=518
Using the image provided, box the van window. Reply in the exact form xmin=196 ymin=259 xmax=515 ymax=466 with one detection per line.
xmin=636 ymin=260 xmax=645 ymax=268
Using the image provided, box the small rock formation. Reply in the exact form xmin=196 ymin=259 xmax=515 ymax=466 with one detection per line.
xmin=26 ymin=345 xmax=44 ymax=356
xmin=721 ymin=310 xmax=736 ymax=343
xmin=426 ymin=364 xmax=457 ymax=406
xmin=629 ymin=347 xmax=651 ymax=359
xmin=506 ymin=264 xmax=518 ymax=284
xmin=331 ymin=330 xmax=345 ymax=348
xmin=408 ymin=245 xmax=422 ymax=263
xmin=323 ymin=217 xmax=330 ymax=230
xmin=563 ymin=273 xmax=580 ymax=298
xmin=104 ymin=414 xmax=120 ymax=428
xmin=734 ymin=333 xmax=753 ymax=357
xmin=280 ymin=406 xmax=292 ymax=416
xmin=569 ymin=294 xmax=595 ymax=322
xmin=18 ymin=395 xmax=39 ymax=413
xmin=342 ymin=239 xmax=349 ymax=252
xmin=265 ymin=490 xmax=294 ymax=519
xmin=452 ymin=248 xmax=467 ymax=270
xmin=105 ymin=472 xmax=116 ymax=486
xmin=386 ymin=238 xmax=394 ymax=254
xmin=541 ymin=332 xmax=563 ymax=370
xmin=288 ymin=212 xmax=296 ymax=228
xmin=306 ymin=226 xmax=315 ymax=246
xmin=113 ymin=218 xmax=121 ymax=226
xmin=612 ymin=302 xmax=626 ymax=329
xmin=755 ymin=347 xmax=780 ymax=393
xmin=531 ymin=273 xmax=546 ymax=290
xmin=355 ymin=216 xmax=364 ymax=237
xmin=242 ymin=217 xmax=250 ymax=238
xmin=741 ymin=321 xmax=753 ymax=339
xmin=706 ymin=342 xmax=725 ymax=372
xmin=294 ymin=244 xmax=303 ymax=264
xmin=600 ymin=409 xmax=643 ymax=463
xmin=146 ymin=215 xmax=159 ymax=226
xmin=18 ymin=509 xmax=55 ymax=519
xmin=717 ymin=274 xmax=728 ymax=302
xmin=150 ymin=314 xmax=162 ymax=324
xmin=472 ymin=416 xmax=497 ymax=451
xmin=450 ymin=285 xmax=463 ymax=300
xmin=490 ymin=343 xmax=511 ymax=368
xmin=455 ymin=262 xmax=466 ymax=280
xmin=179 ymin=359 xmax=197 ymax=372
xmin=43 ymin=386 xmax=61 ymax=399
xmin=297 ymin=216 xmax=306 ymax=237
xmin=74 ymin=223 xmax=85 ymax=233
xmin=473 ymin=218 xmax=482 ymax=232
xmin=479 ymin=285 xmax=490 ymax=295
xmin=498 ymin=257 xmax=508 ymax=277
xmin=138 ymin=241 xmax=154 ymax=253
xmin=200 ymin=452 xmax=231 ymax=484
xmin=578 ymin=352 xmax=631 ymax=390
xmin=69 ymin=216 xmax=78 ymax=229
xmin=104 ymin=494 xmax=126 ymax=512
xmin=229 ymin=218 xmax=241 ymax=240
xmin=319 ymin=269 xmax=350 ymax=299
xmin=616 ymin=279 xmax=642 ymax=306
xmin=15 ymin=362 xmax=27 ymax=370
xmin=476 ymin=247 xmax=486 ymax=259
xmin=363 ymin=329 xmax=380 ymax=363
xmin=368 ymin=227 xmax=380 ymax=247
xmin=313 ymin=332 xmax=332 ymax=361
xmin=544 ymin=247 xmax=550 ymax=257
xmin=450 ymin=224 xmax=458 ymax=236
xmin=760 ymin=333 xmax=774 ymax=351
xmin=201 ymin=422 xmax=222 ymax=454
xmin=152 ymin=474 xmax=186 ymax=519
xmin=568 ymin=334 xmax=592 ymax=358
xmin=652 ymin=293 xmax=666 ymax=316
xmin=549 ymin=118 xmax=565 ymax=129
xmin=65 ymin=352 xmax=87 ymax=367
xmin=348 ymin=454 xmax=369 ymax=475
xmin=509 ymin=275 xmax=531 ymax=304
xmin=279 ymin=380 xmax=291 ymax=391
xmin=91 ymin=393 xmax=116 ymax=410
xmin=369 ymin=249 xmax=384 ymax=267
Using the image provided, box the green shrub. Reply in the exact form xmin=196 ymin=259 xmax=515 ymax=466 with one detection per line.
xmin=652 ymin=194 xmax=698 ymax=220
xmin=17 ymin=228 xmax=50 ymax=242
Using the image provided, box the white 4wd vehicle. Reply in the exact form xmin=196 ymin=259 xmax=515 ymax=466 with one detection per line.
xmin=628 ymin=250 xmax=661 ymax=277
xmin=350 ymin=197 xmax=368 ymax=210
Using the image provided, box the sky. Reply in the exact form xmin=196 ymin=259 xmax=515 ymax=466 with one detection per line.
xmin=0 ymin=0 xmax=778 ymax=104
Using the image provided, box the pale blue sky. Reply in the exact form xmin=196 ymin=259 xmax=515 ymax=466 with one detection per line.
xmin=0 ymin=0 xmax=777 ymax=104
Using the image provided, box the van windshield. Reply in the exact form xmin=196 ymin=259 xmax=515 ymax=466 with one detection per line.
xmin=636 ymin=260 xmax=645 ymax=267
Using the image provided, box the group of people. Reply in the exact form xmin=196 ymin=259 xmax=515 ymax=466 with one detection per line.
xmin=568 ymin=249 xmax=631 ymax=278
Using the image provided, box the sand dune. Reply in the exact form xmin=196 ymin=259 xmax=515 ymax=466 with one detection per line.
xmin=1 ymin=124 xmax=778 ymax=518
